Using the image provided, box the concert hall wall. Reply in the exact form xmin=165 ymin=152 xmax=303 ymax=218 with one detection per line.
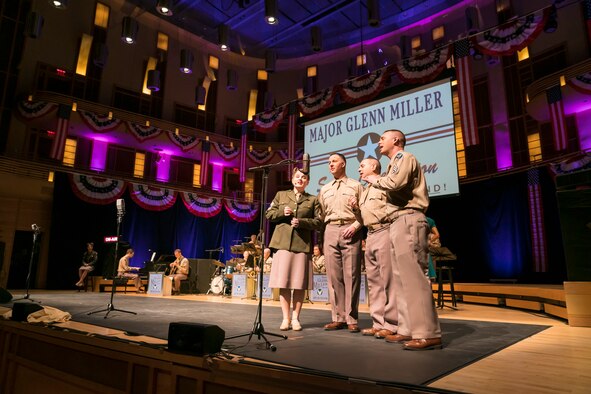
xmin=47 ymin=172 xmax=259 ymax=289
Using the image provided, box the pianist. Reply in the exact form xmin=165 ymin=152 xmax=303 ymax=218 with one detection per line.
xmin=169 ymin=249 xmax=189 ymax=295
xmin=117 ymin=248 xmax=144 ymax=293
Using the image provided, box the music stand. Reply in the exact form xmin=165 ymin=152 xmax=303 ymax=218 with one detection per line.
xmin=88 ymin=200 xmax=136 ymax=319
xmin=13 ymin=224 xmax=42 ymax=303
xmin=225 ymin=160 xmax=293 ymax=350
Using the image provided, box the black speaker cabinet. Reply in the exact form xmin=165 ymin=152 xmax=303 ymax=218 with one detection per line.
xmin=168 ymin=322 xmax=225 ymax=356
xmin=0 ymin=288 xmax=12 ymax=303
xmin=12 ymin=302 xmax=43 ymax=321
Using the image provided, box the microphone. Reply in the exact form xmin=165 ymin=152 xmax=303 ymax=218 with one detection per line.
xmin=220 ymin=247 xmax=224 ymax=253
xmin=31 ymin=224 xmax=41 ymax=231
xmin=116 ymin=198 xmax=125 ymax=214
xmin=301 ymin=153 xmax=310 ymax=175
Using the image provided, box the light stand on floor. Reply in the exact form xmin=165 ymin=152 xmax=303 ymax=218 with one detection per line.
xmin=88 ymin=199 xmax=136 ymax=319
xmin=13 ymin=224 xmax=42 ymax=303
xmin=225 ymin=161 xmax=296 ymax=350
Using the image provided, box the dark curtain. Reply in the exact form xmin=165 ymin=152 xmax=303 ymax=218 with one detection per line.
xmin=47 ymin=172 xmax=259 ymax=289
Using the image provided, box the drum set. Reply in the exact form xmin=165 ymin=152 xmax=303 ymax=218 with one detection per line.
xmin=207 ymin=242 xmax=260 ymax=296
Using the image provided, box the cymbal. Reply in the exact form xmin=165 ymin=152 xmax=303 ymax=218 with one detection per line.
xmin=212 ymin=260 xmax=224 ymax=267
xmin=231 ymin=245 xmax=244 ymax=254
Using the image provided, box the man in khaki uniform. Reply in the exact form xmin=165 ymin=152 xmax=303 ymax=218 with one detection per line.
xmin=350 ymin=158 xmax=400 ymax=339
xmin=318 ymin=153 xmax=364 ymax=333
xmin=363 ymin=130 xmax=442 ymax=350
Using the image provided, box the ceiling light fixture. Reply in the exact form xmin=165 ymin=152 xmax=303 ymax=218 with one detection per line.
xmin=49 ymin=0 xmax=68 ymax=9
xmin=147 ymin=70 xmax=161 ymax=92
xmin=367 ymin=0 xmax=380 ymax=27
xmin=311 ymin=26 xmax=322 ymax=52
xmin=218 ymin=24 xmax=229 ymax=51
xmin=265 ymin=50 xmax=276 ymax=72
xmin=156 ymin=0 xmax=174 ymax=16
xmin=180 ymin=49 xmax=194 ymax=73
xmin=121 ymin=16 xmax=139 ymax=44
xmin=265 ymin=0 xmax=278 ymax=25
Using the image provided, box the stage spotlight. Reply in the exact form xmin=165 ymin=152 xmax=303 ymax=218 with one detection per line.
xmin=121 ymin=16 xmax=139 ymax=44
xmin=180 ymin=49 xmax=194 ymax=74
xmin=265 ymin=0 xmax=278 ymax=25
xmin=147 ymin=70 xmax=160 ymax=92
xmin=367 ymin=0 xmax=380 ymax=27
xmin=156 ymin=0 xmax=173 ymax=16
xmin=49 ymin=0 xmax=68 ymax=9
xmin=311 ymin=26 xmax=322 ymax=52
xmin=544 ymin=7 xmax=558 ymax=33
xmin=218 ymin=24 xmax=229 ymax=51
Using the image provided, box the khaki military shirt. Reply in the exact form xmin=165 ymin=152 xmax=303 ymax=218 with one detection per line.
xmin=356 ymin=185 xmax=396 ymax=226
xmin=373 ymin=150 xmax=429 ymax=212
xmin=318 ymin=176 xmax=364 ymax=230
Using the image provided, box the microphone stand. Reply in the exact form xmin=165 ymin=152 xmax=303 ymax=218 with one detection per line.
xmin=225 ymin=160 xmax=293 ymax=351
xmin=13 ymin=226 xmax=42 ymax=303
xmin=88 ymin=207 xmax=136 ymax=319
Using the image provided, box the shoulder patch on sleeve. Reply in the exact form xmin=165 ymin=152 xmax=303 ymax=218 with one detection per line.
xmin=390 ymin=164 xmax=399 ymax=174
xmin=395 ymin=152 xmax=403 ymax=160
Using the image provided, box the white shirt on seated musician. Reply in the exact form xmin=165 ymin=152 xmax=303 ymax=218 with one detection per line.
xmin=254 ymin=248 xmax=273 ymax=274
xmin=168 ymin=249 xmax=189 ymax=295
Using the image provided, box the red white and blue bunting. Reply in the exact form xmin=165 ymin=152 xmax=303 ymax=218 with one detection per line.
xmin=567 ymin=72 xmax=591 ymax=95
xmin=126 ymin=121 xmax=162 ymax=142
xmin=393 ymin=45 xmax=451 ymax=84
xmin=338 ymin=68 xmax=392 ymax=104
xmin=166 ymin=131 xmax=200 ymax=152
xmin=181 ymin=192 xmax=223 ymax=218
xmin=69 ymin=173 xmax=126 ymax=205
xmin=247 ymin=148 xmax=274 ymax=164
xmin=277 ymin=147 xmax=304 ymax=161
xmin=223 ymin=199 xmax=259 ymax=223
xmin=470 ymin=6 xmax=551 ymax=56
xmin=297 ymin=88 xmax=336 ymax=118
xmin=128 ymin=183 xmax=177 ymax=211
xmin=79 ymin=110 xmax=122 ymax=132
xmin=213 ymin=141 xmax=240 ymax=160
xmin=17 ymin=101 xmax=57 ymax=120
xmin=253 ymin=105 xmax=288 ymax=133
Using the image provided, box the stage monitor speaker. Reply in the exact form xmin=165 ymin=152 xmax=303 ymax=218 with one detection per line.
xmin=0 ymin=288 xmax=12 ymax=303
xmin=12 ymin=302 xmax=43 ymax=321
xmin=168 ymin=322 xmax=225 ymax=356
xmin=195 ymin=259 xmax=216 ymax=293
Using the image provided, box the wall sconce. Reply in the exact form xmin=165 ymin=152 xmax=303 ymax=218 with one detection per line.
xmin=93 ymin=43 xmax=109 ymax=68
xmin=49 ymin=0 xmax=68 ymax=9
xmin=311 ymin=26 xmax=322 ymax=52
xmin=147 ymin=70 xmax=160 ymax=91
xmin=195 ymin=86 xmax=206 ymax=105
xmin=180 ymin=49 xmax=194 ymax=73
xmin=465 ymin=6 xmax=481 ymax=35
xmin=367 ymin=0 xmax=380 ymax=27
xmin=218 ymin=24 xmax=229 ymax=51
xmin=227 ymin=70 xmax=237 ymax=90
xmin=265 ymin=0 xmax=278 ymax=25
xmin=265 ymin=50 xmax=276 ymax=72
xmin=121 ymin=16 xmax=139 ymax=44
xmin=156 ymin=0 xmax=173 ymax=16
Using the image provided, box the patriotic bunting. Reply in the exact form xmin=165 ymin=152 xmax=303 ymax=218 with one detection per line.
xmin=166 ymin=131 xmax=200 ymax=152
xmin=181 ymin=192 xmax=223 ymax=218
xmin=470 ymin=6 xmax=551 ymax=56
xmin=247 ymin=147 xmax=274 ymax=164
xmin=239 ymin=124 xmax=248 ymax=182
xmin=527 ymin=168 xmax=548 ymax=272
xmin=337 ymin=68 xmax=391 ymax=104
xmin=223 ymin=199 xmax=259 ymax=223
xmin=546 ymin=85 xmax=568 ymax=151
xmin=213 ymin=141 xmax=240 ymax=160
xmin=200 ymin=140 xmax=211 ymax=186
xmin=50 ymin=104 xmax=71 ymax=160
xmin=17 ymin=101 xmax=56 ymax=120
xmin=69 ymin=173 xmax=126 ymax=205
xmin=392 ymin=45 xmax=451 ymax=84
xmin=297 ymin=88 xmax=336 ymax=118
xmin=454 ymin=38 xmax=479 ymax=146
xmin=253 ymin=105 xmax=288 ymax=133
xmin=549 ymin=152 xmax=591 ymax=177
xmin=79 ymin=110 xmax=122 ymax=132
xmin=126 ymin=121 xmax=162 ymax=142
xmin=129 ymin=183 xmax=177 ymax=211
xmin=567 ymin=72 xmax=591 ymax=95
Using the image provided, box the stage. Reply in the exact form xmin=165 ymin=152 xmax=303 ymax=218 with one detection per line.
xmin=1 ymin=286 xmax=587 ymax=393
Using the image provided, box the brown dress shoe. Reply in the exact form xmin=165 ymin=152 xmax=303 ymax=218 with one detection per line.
xmin=324 ymin=321 xmax=347 ymax=330
xmin=374 ymin=329 xmax=395 ymax=339
xmin=347 ymin=324 xmax=360 ymax=333
xmin=361 ymin=327 xmax=379 ymax=336
xmin=385 ymin=333 xmax=412 ymax=343
xmin=404 ymin=338 xmax=442 ymax=350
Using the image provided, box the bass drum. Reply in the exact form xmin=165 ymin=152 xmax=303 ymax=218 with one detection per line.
xmin=210 ymin=275 xmax=225 ymax=295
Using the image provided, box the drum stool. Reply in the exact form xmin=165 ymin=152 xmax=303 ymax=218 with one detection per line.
xmin=436 ymin=266 xmax=457 ymax=309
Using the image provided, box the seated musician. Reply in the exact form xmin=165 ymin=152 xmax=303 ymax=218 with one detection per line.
xmin=248 ymin=234 xmax=262 ymax=253
xmin=168 ymin=248 xmax=189 ymax=295
xmin=263 ymin=248 xmax=273 ymax=274
xmin=117 ymin=248 xmax=144 ymax=293
xmin=76 ymin=242 xmax=97 ymax=287
xmin=236 ymin=250 xmax=255 ymax=273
